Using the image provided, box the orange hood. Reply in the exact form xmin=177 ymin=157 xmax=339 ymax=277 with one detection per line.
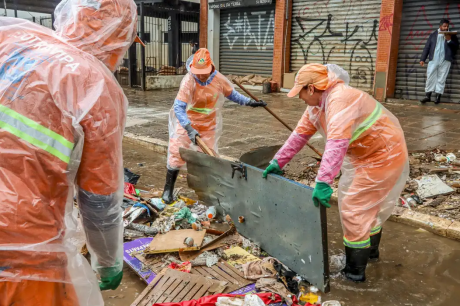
xmin=54 ymin=0 xmax=138 ymax=72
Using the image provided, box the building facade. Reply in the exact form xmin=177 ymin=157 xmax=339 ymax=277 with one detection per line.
xmin=201 ymin=0 xmax=460 ymax=103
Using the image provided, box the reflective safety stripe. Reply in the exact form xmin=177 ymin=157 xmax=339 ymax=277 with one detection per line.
xmin=370 ymin=226 xmax=382 ymax=236
xmin=189 ymin=107 xmax=213 ymax=115
xmin=350 ymin=102 xmax=383 ymax=143
xmin=343 ymin=237 xmax=370 ymax=249
xmin=0 ymin=105 xmax=74 ymax=163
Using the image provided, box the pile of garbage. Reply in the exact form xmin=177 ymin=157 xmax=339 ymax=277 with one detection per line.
xmin=396 ymin=149 xmax=460 ymax=220
xmin=122 ymin=168 xmax=340 ymax=306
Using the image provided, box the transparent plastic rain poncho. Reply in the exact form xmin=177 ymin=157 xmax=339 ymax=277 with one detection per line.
xmin=275 ymin=64 xmax=409 ymax=246
xmin=0 ymin=0 xmax=137 ymax=305
xmin=167 ymin=65 xmax=235 ymax=170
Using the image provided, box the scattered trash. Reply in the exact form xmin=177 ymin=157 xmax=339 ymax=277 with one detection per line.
xmin=242 ymin=237 xmax=261 ymax=256
xmin=225 ymin=247 xmax=260 ymax=266
xmin=239 ymin=216 xmax=245 ymax=223
xmin=167 ymin=261 xmax=192 ymax=273
xmin=124 ymin=182 xmax=137 ymax=195
xmin=242 ymin=257 xmax=278 ymax=280
xmin=175 ymin=207 xmax=197 ymax=224
xmin=145 ymin=229 xmax=206 ymax=254
xmin=299 ymin=286 xmax=321 ymax=305
xmin=434 ymin=154 xmax=447 ymax=162
xmin=124 ymin=168 xmax=141 ymax=185
xmin=192 ymin=222 xmax=203 ymax=231
xmin=446 ymin=153 xmax=457 ymax=163
xmin=329 ymin=254 xmax=346 ymax=273
xmin=416 ymin=175 xmax=455 ymax=199
xmin=206 ymin=206 xmax=217 ymax=219
xmin=184 ymin=237 xmax=195 ymax=247
xmin=322 ymin=301 xmax=341 ymax=306
xmin=126 ymin=223 xmax=158 ymax=236
xmin=108 ymin=294 xmax=125 ymax=299
xmin=137 ymin=163 xmax=144 ymax=167
xmin=150 ymin=198 xmax=166 ymax=211
xmin=205 ymin=252 xmax=220 ymax=267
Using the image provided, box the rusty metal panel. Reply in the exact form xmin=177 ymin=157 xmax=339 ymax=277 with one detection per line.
xmin=394 ymin=0 xmax=460 ymax=103
xmin=219 ymin=4 xmax=276 ymax=77
xmin=180 ymin=148 xmax=330 ymax=292
xmin=290 ymin=0 xmax=381 ymax=92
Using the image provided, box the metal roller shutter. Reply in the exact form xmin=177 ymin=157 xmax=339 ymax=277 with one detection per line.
xmin=290 ymin=0 xmax=381 ymax=91
xmin=395 ymin=0 xmax=460 ymax=103
xmin=219 ymin=4 xmax=276 ymax=76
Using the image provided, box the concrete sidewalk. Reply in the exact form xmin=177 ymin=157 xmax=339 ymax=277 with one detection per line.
xmin=123 ymin=87 xmax=460 ymax=164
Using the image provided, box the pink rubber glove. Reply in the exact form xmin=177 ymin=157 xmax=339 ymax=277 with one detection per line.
xmin=316 ymin=139 xmax=349 ymax=185
xmin=274 ymin=132 xmax=312 ymax=169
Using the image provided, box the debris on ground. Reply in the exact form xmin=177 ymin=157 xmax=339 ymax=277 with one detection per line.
xmin=394 ymin=149 xmax=460 ymax=221
xmin=121 ymin=167 xmax=329 ymax=306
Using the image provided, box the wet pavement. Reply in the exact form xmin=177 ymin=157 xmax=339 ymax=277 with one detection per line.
xmin=106 ymin=141 xmax=460 ymax=306
xmin=123 ymin=87 xmax=460 ymax=167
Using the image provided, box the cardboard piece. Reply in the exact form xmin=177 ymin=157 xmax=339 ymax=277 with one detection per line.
xmin=283 ymin=72 xmax=296 ymax=89
xmin=224 ymin=246 xmax=260 ymax=266
xmin=416 ymin=175 xmax=455 ymax=199
xmin=146 ymin=229 xmax=206 ymax=254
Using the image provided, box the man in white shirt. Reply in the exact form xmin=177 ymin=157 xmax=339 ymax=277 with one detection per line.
xmin=420 ymin=18 xmax=458 ymax=104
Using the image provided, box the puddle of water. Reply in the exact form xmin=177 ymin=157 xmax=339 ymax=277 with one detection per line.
xmin=114 ymin=141 xmax=460 ymax=306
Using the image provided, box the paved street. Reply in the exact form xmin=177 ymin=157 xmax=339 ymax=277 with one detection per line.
xmin=124 ymin=87 xmax=460 ymax=165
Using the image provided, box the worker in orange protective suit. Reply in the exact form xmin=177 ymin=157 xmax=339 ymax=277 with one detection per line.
xmin=263 ymin=64 xmax=409 ymax=282
xmin=0 ymin=0 xmax=142 ymax=305
xmin=162 ymin=48 xmax=267 ymax=204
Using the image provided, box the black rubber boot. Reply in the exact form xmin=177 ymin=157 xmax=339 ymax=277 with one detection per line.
xmin=342 ymin=246 xmax=370 ymax=282
xmin=420 ymin=92 xmax=431 ymax=103
xmin=161 ymin=169 xmax=179 ymax=204
xmin=369 ymin=230 xmax=382 ymax=260
xmin=435 ymin=93 xmax=441 ymax=104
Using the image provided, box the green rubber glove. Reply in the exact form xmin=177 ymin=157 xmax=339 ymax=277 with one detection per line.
xmin=312 ymin=182 xmax=333 ymax=208
xmin=263 ymin=159 xmax=283 ymax=178
xmin=99 ymin=270 xmax=123 ymax=291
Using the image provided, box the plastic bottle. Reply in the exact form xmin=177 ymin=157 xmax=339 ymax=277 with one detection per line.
xmin=300 ymin=286 xmax=321 ymax=305
xmin=405 ymin=196 xmax=417 ymax=208
xmin=435 ymin=154 xmax=448 ymax=162
xmin=446 ymin=153 xmax=457 ymax=163
xmin=206 ymin=206 xmax=216 ymax=219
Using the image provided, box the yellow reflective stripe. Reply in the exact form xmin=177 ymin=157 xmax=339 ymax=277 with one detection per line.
xmin=0 ymin=104 xmax=74 ymax=149
xmin=343 ymin=237 xmax=370 ymax=248
xmin=350 ymin=102 xmax=383 ymax=143
xmin=0 ymin=120 xmax=70 ymax=163
xmin=189 ymin=107 xmax=213 ymax=115
xmin=370 ymin=226 xmax=382 ymax=236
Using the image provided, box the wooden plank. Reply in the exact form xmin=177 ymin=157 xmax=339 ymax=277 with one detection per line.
xmin=209 ymin=265 xmax=238 ymax=283
xmin=182 ymin=282 xmax=203 ymax=301
xmin=147 ymin=229 xmax=206 ymax=254
xmin=156 ymin=278 xmax=182 ymax=304
xmin=134 ymin=268 xmax=230 ymax=305
xmin=147 ymin=276 xmax=176 ymax=305
xmin=191 ymin=282 xmax=212 ymax=300
xmin=166 ymin=279 xmax=189 ymax=303
xmin=218 ymin=262 xmax=251 ymax=285
xmin=130 ymin=274 xmax=164 ymax=306
xmin=200 ymin=266 xmax=234 ymax=283
xmin=173 ymin=281 xmax=197 ymax=303
xmin=137 ymin=275 xmax=169 ymax=306
xmin=189 ymin=268 xmax=204 ymax=276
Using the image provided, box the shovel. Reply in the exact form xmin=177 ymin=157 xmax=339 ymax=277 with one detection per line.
xmin=196 ymin=135 xmax=218 ymax=157
xmin=233 ymin=80 xmax=323 ymax=161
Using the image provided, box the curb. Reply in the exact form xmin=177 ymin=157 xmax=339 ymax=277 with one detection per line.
xmin=123 ymin=133 xmax=460 ymax=243
xmin=390 ymin=210 xmax=460 ymax=241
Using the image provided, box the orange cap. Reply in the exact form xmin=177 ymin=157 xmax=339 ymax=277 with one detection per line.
xmin=287 ymin=64 xmax=329 ymax=97
xmin=190 ymin=48 xmax=214 ymax=74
